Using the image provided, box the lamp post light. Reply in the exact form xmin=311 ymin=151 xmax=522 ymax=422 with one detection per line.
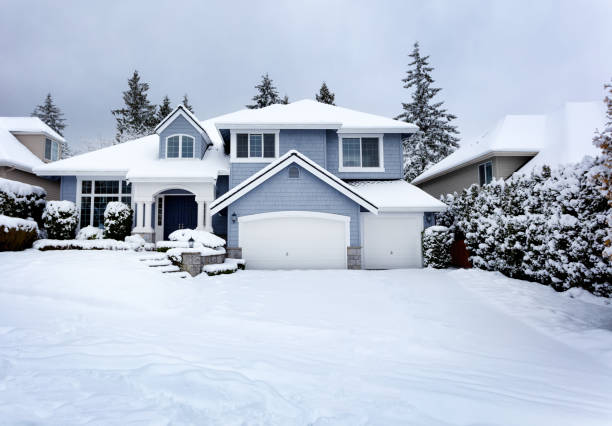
xmin=188 ymin=237 xmax=195 ymax=248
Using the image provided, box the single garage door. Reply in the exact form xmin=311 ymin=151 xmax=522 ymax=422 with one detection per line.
xmin=239 ymin=211 xmax=350 ymax=269
xmin=362 ymin=213 xmax=423 ymax=269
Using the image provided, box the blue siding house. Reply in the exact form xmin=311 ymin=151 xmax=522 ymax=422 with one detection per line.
xmin=35 ymin=100 xmax=445 ymax=269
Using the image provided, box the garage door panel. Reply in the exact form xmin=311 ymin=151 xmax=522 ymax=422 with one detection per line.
xmin=363 ymin=214 xmax=422 ymax=269
xmin=239 ymin=213 xmax=348 ymax=269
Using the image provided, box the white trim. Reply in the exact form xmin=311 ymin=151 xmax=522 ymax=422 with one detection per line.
xmin=165 ymin=134 xmax=196 ymax=159
xmin=337 ymin=127 xmax=417 ymax=134
xmin=155 ymin=107 xmax=205 ymax=135
xmin=230 ymin=130 xmax=280 ymax=163
xmin=210 ymin=150 xmax=378 ymax=215
xmin=338 ymin=134 xmax=385 ymax=173
xmin=215 ymin=123 xmax=418 ymax=133
xmin=478 ymin=160 xmax=493 ymax=186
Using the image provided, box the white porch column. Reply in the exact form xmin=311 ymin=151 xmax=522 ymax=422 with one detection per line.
xmin=143 ymin=201 xmax=153 ymax=232
xmin=205 ymin=202 xmax=212 ymax=232
xmin=196 ymin=200 xmax=205 ymax=231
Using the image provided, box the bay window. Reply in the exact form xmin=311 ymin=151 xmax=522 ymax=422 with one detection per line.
xmin=339 ymin=135 xmax=383 ymax=171
xmin=79 ymin=179 xmax=132 ymax=228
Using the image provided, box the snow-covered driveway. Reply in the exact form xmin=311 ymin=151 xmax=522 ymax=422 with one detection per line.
xmin=0 ymin=250 xmax=611 ymax=425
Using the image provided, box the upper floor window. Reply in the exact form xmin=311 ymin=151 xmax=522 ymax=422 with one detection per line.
xmin=478 ymin=161 xmax=493 ymax=186
xmin=44 ymin=138 xmax=59 ymax=161
xmin=166 ymin=135 xmax=195 ymax=158
xmin=233 ymin=132 xmax=278 ymax=162
xmin=339 ymin=135 xmax=384 ymax=172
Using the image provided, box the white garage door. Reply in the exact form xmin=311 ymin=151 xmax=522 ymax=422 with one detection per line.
xmin=239 ymin=211 xmax=349 ymax=269
xmin=362 ymin=213 xmax=423 ymax=269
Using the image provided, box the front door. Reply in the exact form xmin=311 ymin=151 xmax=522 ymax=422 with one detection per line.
xmin=163 ymin=195 xmax=198 ymax=240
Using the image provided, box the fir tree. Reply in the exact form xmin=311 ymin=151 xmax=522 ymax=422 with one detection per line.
xmin=315 ymin=82 xmax=335 ymax=105
xmin=156 ymin=95 xmax=172 ymax=123
xmin=111 ymin=70 xmax=157 ymax=143
xmin=397 ymin=42 xmax=460 ymax=182
xmin=182 ymin=94 xmax=194 ymax=113
xmin=246 ymin=73 xmax=282 ymax=109
xmin=31 ymin=93 xmax=72 ymax=157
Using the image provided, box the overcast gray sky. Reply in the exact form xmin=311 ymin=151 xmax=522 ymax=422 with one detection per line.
xmin=1 ymin=0 xmax=611 ymax=151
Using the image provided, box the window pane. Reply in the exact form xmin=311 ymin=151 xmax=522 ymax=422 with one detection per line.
xmin=121 ymin=196 xmax=131 ymax=206
xmin=121 ymin=181 xmax=131 ymax=194
xmin=93 ymin=196 xmax=118 ymax=227
xmin=80 ymin=196 xmax=91 ymax=227
xmin=249 ymin=134 xmax=262 ymax=157
xmin=181 ymin=136 xmax=194 ymax=158
xmin=479 ymin=164 xmax=486 ymax=186
xmin=94 ymin=180 xmax=119 ymax=194
xmin=236 ymin=134 xmax=248 ymax=158
xmin=51 ymin=141 xmax=59 ymax=161
xmin=81 ymin=180 xmax=92 ymax=194
xmin=167 ymin=136 xmax=179 ymax=158
xmin=44 ymin=139 xmax=52 ymax=160
xmin=361 ymin=138 xmax=379 ymax=167
xmin=485 ymin=162 xmax=493 ymax=184
xmin=263 ymin=134 xmax=275 ymax=158
xmin=342 ymin=138 xmax=361 ymax=167
xmin=157 ymin=198 xmax=163 ymax=226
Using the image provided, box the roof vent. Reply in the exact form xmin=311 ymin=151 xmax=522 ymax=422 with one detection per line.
xmin=288 ymin=166 xmax=300 ymax=179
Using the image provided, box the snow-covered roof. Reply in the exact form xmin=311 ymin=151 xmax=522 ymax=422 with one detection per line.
xmin=0 ymin=117 xmax=65 ymax=173
xmin=34 ymin=117 xmax=229 ymax=180
xmin=213 ymin=99 xmax=418 ymax=134
xmin=347 ymin=180 xmax=447 ymax=212
xmin=412 ymin=102 xmax=606 ymax=184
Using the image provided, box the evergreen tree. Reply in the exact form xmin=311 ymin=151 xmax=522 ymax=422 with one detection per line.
xmin=246 ymin=73 xmax=282 ymax=109
xmin=156 ymin=95 xmax=172 ymax=123
xmin=182 ymin=94 xmax=194 ymax=113
xmin=397 ymin=42 xmax=460 ymax=182
xmin=315 ymin=82 xmax=335 ymax=105
xmin=111 ymin=70 xmax=157 ymax=143
xmin=281 ymin=94 xmax=289 ymax=105
xmin=31 ymin=93 xmax=72 ymax=158
xmin=591 ymin=79 xmax=612 ymax=259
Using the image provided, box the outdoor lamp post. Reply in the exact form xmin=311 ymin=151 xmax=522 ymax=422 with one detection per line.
xmin=188 ymin=237 xmax=195 ymax=248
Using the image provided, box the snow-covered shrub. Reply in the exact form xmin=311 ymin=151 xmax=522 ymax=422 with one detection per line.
xmin=76 ymin=225 xmax=103 ymax=240
xmin=33 ymin=238 xmax=154 ymax=251
xmin=203 ymin=260 xmax=238 ymax=276
xmin=0 ymin=177 xmax=46 ymax=223
xmin=168 ymin=229 xmax=225 ymax=248
xmin=440 ymin=157 xmax=612 ymax=296
xmin=42 ymin=201 xmax=78 ymax=240
xmin=423 ymin=226 xmax=452 ymax=268
xmin=0 ymin=214 xmax=38 ymax=251
xmin=103 ymin=202 xmax=132 ymax=241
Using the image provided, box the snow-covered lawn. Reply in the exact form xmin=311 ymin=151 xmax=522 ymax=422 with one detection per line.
xmin=0 ymin=250 xmax=611 ymax=425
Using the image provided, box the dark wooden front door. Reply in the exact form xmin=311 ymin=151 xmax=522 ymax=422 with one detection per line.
xmin=163 ymin=195 xmax=197 ymax=240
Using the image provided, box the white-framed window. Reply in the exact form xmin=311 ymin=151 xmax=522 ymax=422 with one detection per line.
xmin=44 ymin=138 xmax=59 ymax=161
xmin=478 ymin=161 xmax=493 ymax=186
xmin=166 ymin=134 xmax=196 ymax=158
xmin=338 ymin=134 xmax=384 ymax=172
xmin=78 ymin=179 xmax=132 ymax=228
xmin=230 ymin=130 xmax=279 ymax=162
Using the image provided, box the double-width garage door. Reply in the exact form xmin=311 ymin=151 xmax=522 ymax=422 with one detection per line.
xmin=362 ymin=213 xmax=423 ymax=269
xmin=239 ymin=211 xmax=349 ymax=269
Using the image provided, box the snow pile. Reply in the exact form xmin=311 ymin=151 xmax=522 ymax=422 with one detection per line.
xmin=224 ymin=258 xmax=246 ymax=269
xmin=34 ymin=238 xmax=153 ymax=251
xmin=42 ymin=200 xmax=78 ymax=240
xmin=168 ymin=229 xmax=225 ymax=248
xmin=103 ymin=201 xmax=132 ymax=240
xmin=423 ymin=226 xmax=453 ymax=269
xmin=0 ymin=214 xmax=38 ymax=232
xmin=166 ymin=246 xmax=226 ymax=265
xmin=0 ymin=177 xmax=46 ymax=222
xmin=203 ymin=260 xmax=238 ymax=275
xmin=438 ymin=156 xmax=612 ymax=296
xmin=76 ymin=225 xmax=103 ymax=240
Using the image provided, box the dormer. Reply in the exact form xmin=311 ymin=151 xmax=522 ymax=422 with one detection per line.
xmin=155 ymin=105 xmax=212 ymax=159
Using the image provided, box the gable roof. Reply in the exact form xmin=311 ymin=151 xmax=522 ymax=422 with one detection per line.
xmin=412 ymin=101 xmax=606 ymax=185
xmin=213 ymin=99 xmax=418 ymax=133
xmin=210 ymin=150 xmax=379 ymax=215
xmin=0 ymin=117 xmax=65 ymax=173
xmin=155 ymin=105 xmax=208 ymax=136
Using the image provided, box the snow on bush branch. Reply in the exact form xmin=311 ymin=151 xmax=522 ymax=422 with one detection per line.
xmin=438 ymin=156 xmax=612 ymax=296
xmin=104 ymin=202 xmax=133 ymax=241
xmin=42 ymin=201 xmax=79 ymax=240
xmin=0 ymin=177 xmax=46 ymax=223
xmin=423 ymin=226 xmax=453 ymax=268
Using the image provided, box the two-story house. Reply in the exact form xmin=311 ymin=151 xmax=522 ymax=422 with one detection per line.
xmin=0 ymin=117 xmax=65 ymax=199
xmin=35 ymin=100 xmax=445 ymax=269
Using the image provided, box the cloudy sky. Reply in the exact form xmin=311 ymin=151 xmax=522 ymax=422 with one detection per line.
xmin=1 ymin=0 xmax=611 ymax=151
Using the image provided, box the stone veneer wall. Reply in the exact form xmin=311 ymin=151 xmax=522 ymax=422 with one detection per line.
xmin=347 ymin=246 xmax=361 ymax=270
xmin=181 ymin=252 xmax=226 ymax=276
xmin=226 ymin=247 xmax=243 ymax=259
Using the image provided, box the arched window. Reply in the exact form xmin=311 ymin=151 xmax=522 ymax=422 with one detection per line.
xmin=166 ymin=135 xmax=195 ymax=158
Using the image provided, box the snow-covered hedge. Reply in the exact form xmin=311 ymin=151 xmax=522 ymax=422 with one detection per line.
xmin=103 ymin=202 xmax=133 ymax=241
xmin=168 ymin=229 xmax=225 ymax=248
xmin=34 ymin=237 xmax=153 ymax=251
xmin=42 ymin=201 xmax=79 ymax=240
xmin=423 ymin=226 xmax=453 ymax=268
xmin=438 ymin=157 xmax=612 ymax=296
xmin=0 ymin=214 xmax=38 ymax=251
xmin=0 ymin=177 xmax=46 ymax=223
xmin=203 ymin=260 xmax=238 ymax=276
xmin=76 ymin=225 xmax=103 ymax=240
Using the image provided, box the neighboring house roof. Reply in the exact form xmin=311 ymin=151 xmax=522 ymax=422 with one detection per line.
xmin=213 ymin=99 xmax=418 ymax=134
xmin=0 ymin=117 xmax=65 ymax=173
xmin=347 ymin=180 xmax=447 ymax=212
xmin=412 ymin=101 xmax=605 ymax=185
xmin=210 ymin=150 xmax=379 ymax=215
xmin=34 ymin=117 xmax=230 ymax=179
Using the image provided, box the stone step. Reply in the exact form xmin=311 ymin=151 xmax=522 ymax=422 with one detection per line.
xmin=160 ymin=265 xmax=181 ymax=273
xmin=167 ymin=271 xmax=190 ymax=279
xmin=147 ymin=259 xmax=172 ymax=267
xmin=138 ymin=254 xmax=167 ymax=262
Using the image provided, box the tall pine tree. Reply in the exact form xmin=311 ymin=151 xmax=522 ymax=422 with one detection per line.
xmin=111 ymin=70 xmax=157 ymax=143
xmin=397 ymin=42 xmax=459 ymax=181
xmin=31 ymin=93 xmax=72 ymax=158
xmin=182 ymin=94 xmax=194 ymax=113
xmin=315 ymin=82 xmax=335 ymax=105
xmin=156 ymin=95 xmax=172 ymax=123
xmin=246 ymin=74 xmax=282 ymax=109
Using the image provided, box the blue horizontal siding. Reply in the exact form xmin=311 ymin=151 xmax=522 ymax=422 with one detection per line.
xmin=158 ymin=115 xmax=207 ymax=159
